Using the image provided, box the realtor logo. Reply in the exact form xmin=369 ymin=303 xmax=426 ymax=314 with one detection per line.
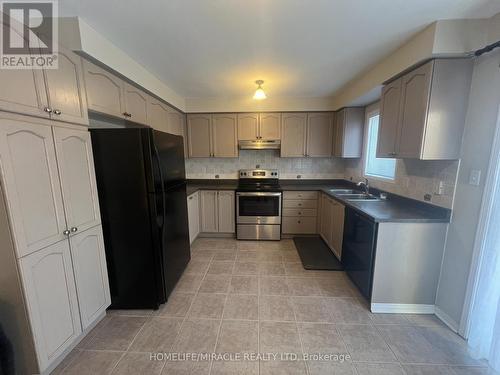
xmin=1 ymin=0 xmax=58 ymax=69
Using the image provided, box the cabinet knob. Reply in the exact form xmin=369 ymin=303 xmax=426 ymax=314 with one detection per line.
xmin=43 ymin=107 xmax=52 ymax=113
xmin=70 ymin=227 xmax=78 ymax=233
xmin=189 ymin=196 xmax=193 ymax=200
xmin=297 ymin=220 xmax=301 ymax=224
xmin=63 ymin=229 xmax=70 ymax=236
xmin=298 ymin=203 xmax=302 ymax=206
xmin=53 ymin=109 xmax=62 ymax=115
xmin=298 ymin=212 xmax=302 ymax=215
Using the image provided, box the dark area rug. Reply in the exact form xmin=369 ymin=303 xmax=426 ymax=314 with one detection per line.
xmin=293 ymin=236 xmax=343 ymax=270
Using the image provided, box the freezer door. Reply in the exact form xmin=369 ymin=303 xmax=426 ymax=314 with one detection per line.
xmin=152 ymin=129 xmax=186 ymax=188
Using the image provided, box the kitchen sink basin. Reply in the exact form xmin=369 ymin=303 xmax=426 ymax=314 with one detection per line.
xmin=329 ymin=189 xmax=357 ymax=194
xmin=338 ymin=194 xmax=381 ymax=201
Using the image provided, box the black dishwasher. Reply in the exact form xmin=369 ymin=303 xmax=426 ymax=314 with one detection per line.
xmin=342 ymin=207 xmax=378 ymax=301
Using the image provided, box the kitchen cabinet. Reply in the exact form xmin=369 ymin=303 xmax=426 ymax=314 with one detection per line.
xmin=319 ymin=193 xmax=345 ymax=260
xmin=69 ymin=225 xmax=110 ymax=329
xmin=123 ymin=82 xmax=148 ymax=125
xmin=53 ymin=127 xmax=101 ymax=235
xmin=148 ymin=97 xmax=170 ymax=132
xmin=187 ymin=192 xmax=200 ymax=243
xmin=212 ymin=114 xmax=238 ymax=157
xmin=187 ymin=114 xmax=238 ymax=158
xmin=377 ymin=59 xmax=472 ymax=160
xmin=19 ymin=240 xmax=82 ymax=371
xmin=331 ymin=200 xmax=345 ymax=260
xmin=83 ymin=59 xmax=125 ymax=118
xmin=199 ymin=190 xmax=235 ymax=234
xmin=167 ymin=107 xmax=188 ymax=156
xmin=237 ymin=113 xmax=281 ymax=141
xmin=333 ymin=108 xmax=364 ymax=158
xmin=282 ymin=191 xmax=318 ymax=234
xmin=281 ymin=113 xmax=307 ymax=157
xmin=307 ymin=112 xmax=334 ymax=157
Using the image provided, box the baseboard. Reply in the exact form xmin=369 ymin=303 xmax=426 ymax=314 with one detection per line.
xmin=435 ymin=306 xmax=459 ymax=333
xmin=370 ymin=303 xmax=435 ymax=314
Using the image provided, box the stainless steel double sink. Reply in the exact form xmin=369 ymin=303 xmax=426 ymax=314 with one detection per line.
xmin=329 ymin=188 xmax=381 ymax=202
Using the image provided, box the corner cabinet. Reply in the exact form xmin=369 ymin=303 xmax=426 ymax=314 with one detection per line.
xmin=377 ymin=59 xmax=473 ymax=160
xmin=333 ymin=108 xmax=364 ymax=158
xmin=199 ymin=190 xmax=235 ymax=234
xmin=187 ymin=114 xmax=238 ymax=158
xmin=307 ymin=112 xmax=334 ymax=157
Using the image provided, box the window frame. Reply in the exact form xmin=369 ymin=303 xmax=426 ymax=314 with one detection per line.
xmin=362 ymin=104 xmax=397 ymax=182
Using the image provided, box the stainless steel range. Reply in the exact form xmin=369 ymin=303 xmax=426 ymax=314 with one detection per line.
xmin=236 ymin=169 xmax=282 ymax=240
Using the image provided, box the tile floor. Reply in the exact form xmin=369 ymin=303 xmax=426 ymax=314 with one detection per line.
xmin=52 ymin=238 xmax=489 ymax=375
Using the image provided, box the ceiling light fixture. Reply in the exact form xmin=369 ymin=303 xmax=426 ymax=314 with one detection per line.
xmin=253 ymin=80 xmax=267 ymax=100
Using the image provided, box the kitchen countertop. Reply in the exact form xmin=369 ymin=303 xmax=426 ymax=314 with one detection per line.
xmin=186 ymin=179 xmax=451 ymax=223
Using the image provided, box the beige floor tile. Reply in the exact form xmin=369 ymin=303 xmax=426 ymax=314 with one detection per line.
xmin=405 ymin=314 xmax=446 ymax=327
xmin=449 ymin=366 xmax=491 ymax=375
xmin=189 ymin=293 xmax=226 ymax=319
xmin=298 ymin=323 xmax=347 ymax=355
xmin=337 ymin=324 xmax=397 ymax=362
xmin=291 ymin=297 xmax=332 ymax=323
xmin=213 ymin=250 xmax=237 ymax=261
xmin=257 ymin=250 xmax=283 ymax=262
xmin=237 ymin=241 xmax=261 ymax=251
xmin=323 ymin=297 xmax=371 ymax=324
xmin=316 ymin=278 xmax=355 ymax=297
xmin=84 ymin=315 xmax=147 ymax=351
xmin=129 ymin=317 xmax=182 ymax=352
xmin=210 ymin=361 xmax=258 ymax=375
xmin=402 ymin=364 xmax=455 ymax=374
xmin=259 ymin=295 xmax=295 ymax=321
xmin=172 ymin=318 xmax=220 ymax=353
xmin=259 ymin=277 xmax=290 ymax=295
xmin=154 ymin=293 xmax=194 ymax=317
xmin=229 ymin=275 xmax=258 ymax=294
xmin=107 ymin=309 xmax=153 ymax=317
xmin=287 ymin=277 xmax=322 ymax=296
xmin=50 ymin=348 xmax=81 ymax=374
xmin=162 ymin=359 xmax=211 ymax=375
xmin=369 ymin=313 xmax=410 ymax=325
xmin=111 ymin=352 xmax=164 ymax=374
xmin=233 ymin=261 xmax=259 ymax=275
xmin=284 ymin=262 xmax=314 ymax=277
xmin=174 ymin=273 xmax=204 ymax=293
xmin=258 ymin=262 xmax=286 ymax=276
xmin=237 ymin=251 xmax=259 ymax=262
xmin=223 ymin=294 xmax=258 ymax=320
xmin=260 ymin=360 xmax=308 ymax=375
xmin=207 ymin=261 xmax=235 ymax=275
xmin=282 ymin=251 xmax=301 ymax=262
xmin=190 ymin=250 xmax=215 ymax=261
xmin=192 ymin=238 xmax=236 ymax=251
xmin=215 ymin=320 xmax=258 ymax=354
xmin=354 ymin=363 xmax=405 ymax=375
xmin=307 ymin=361 xmax=356 ymax=375
xmin=259 ymin=321 xmax=302 ymax=354
xmin=185 ymin=260 xmax=211 ymax=275
xmin=62 ymin=350 xmax=123 ymax=375
xmin=198 ymin=275 xmax=231 ymax=293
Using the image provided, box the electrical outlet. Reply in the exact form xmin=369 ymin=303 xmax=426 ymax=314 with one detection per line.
xmin=469 ymin=169 xmax=481 ymax=186
xmin=424 ymin=194 xmax=432 ymax=202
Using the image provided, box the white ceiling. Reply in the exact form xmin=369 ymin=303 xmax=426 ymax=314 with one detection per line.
xmin=60 ymin=0 xmax=500 ymax=99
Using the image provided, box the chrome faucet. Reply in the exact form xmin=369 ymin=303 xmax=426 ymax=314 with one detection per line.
xmin=357 ymin=178 xmax=370 ymax=195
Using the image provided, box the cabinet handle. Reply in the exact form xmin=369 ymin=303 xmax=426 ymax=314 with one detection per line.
xmin=43 ymin=106 xmax=52 ymax=113
xmin=63 ymin=229 xmax=70 ymax=236
xmin=123 ymin=112 xmax=132 ymax=118
xmin=70 ymin=227 xmax=78 ymax=233
xmin=53 ymin=109 xmax=62 ymax=115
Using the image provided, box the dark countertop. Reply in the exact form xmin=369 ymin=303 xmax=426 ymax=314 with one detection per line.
xmin=186 ymin=179 xmax=451 ymax=223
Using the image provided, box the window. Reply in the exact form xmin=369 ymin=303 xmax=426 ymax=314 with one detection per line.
xmin=364 ymin=111 xmax=396 ymax=180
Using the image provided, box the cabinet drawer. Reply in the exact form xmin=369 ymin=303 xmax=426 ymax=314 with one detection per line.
xmin=283 ymin=191 xmax=318 ymax=200
xmin=283 ymin=199 xmax=317 ymax=209
xmin=282 ymin=208 xmax=317 ymax=217
xmin=282 ymin=217 xmax=317 ymax=234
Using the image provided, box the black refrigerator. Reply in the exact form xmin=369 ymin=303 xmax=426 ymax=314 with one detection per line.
xmin=90 ymin=128 xmax=190 ymax=310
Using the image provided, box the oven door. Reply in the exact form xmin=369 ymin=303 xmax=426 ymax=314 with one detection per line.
xmin=236 ymin=192 xmax=282 ymax=224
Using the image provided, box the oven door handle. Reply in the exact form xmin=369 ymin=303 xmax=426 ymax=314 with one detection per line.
xmin=236 ymin=192 xmax=282 ymax=197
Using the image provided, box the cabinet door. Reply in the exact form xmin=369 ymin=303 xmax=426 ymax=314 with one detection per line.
xmin=259 ymin=113 xmax=281 ymax=140
xmin=69 ymin=225 xmax=110 ymax=329
xmin=377 ymin=78 xmax=402 ymax=158
xmin=237 ymin=113 xmax=259 ymax=140
xmin=187 ymin=192 xmax=200 ymax=243
xmin=148 ymin=98 xmax=169 ymax=132
xmin=123 ymin=83 xmax=148 ymax=125
xmin=212 ymin=114 xmax=238 ymax=157
xmin=43 ymin=47 xmax=88 ymax=125
xmin=307 ymin=113 xmax=334 ymax=157
xmin=397 ymin=61 xmax=433 ymax=158
xmin=281 ymin=113 xmax=307 ymax=157
xmin=333 ymin=110 xmax=345 ymax=157
xmin=82 ymin=60 xmax=124 ymax=118
xmin=0 ymin=118 xmax=67 ymax=257
xmin=168 ymin=107 xmax=185 ymax=137
xmin=200 ymin=191 xmax=218 ymax=232
xmin=0 ymin=23 xmax=48 ymax=118
xmin=320 ymin=195 xmax=333 ymax=247
xmin=331 ymin=202 xmax=345 ymax=260
xmin=187 ymin=114 xmax=212 ymax=157
xmin=53 ymin=127 xmax=101 ymax=234
xmin=19 ymin=240 xmax=81 ymax=371
xmin=218 ymin=191 xmax=235 ymax=233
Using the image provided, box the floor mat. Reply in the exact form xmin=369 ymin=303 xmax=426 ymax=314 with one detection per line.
xmin=293 ymin=236 xmax=343 ymax=270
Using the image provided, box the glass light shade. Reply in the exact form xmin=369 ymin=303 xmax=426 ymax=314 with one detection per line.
xmin=253 ymin=87 xmax=267 ymax=100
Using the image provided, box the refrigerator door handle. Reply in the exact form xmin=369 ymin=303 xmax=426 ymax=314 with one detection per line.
xmin=152 ymin=143 xmax=166 ymax=229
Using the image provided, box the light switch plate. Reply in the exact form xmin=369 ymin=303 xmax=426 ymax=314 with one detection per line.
xmin=469 ymin=169 xmax=481 ymax=186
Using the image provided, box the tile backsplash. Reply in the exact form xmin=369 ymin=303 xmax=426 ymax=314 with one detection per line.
xmin=185 ymin=150 xmax=345 ymax=179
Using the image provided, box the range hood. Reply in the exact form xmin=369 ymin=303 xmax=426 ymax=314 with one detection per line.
xmin=239 ymin=140 xmax=281 ymax=150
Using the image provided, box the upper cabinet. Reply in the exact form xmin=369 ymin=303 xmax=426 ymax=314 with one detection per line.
xmin=307 ymin=112 xmax=334 ymax=157
xmin=147 ymin=97 xmax=170 ymax=132
xmin=237 ymin=113 xmax=281 ymax=141
xmin=187 ymin=114 xmax=238 ymax=158
xmin=333 ymin=108 xmax=364 ymax=158
xmin=122 ymin=82 xmax=148 ymax=124
xmin=377 ymin=59 xmax=473 ymax=160
xmin=281 ymin=113 xmax=307 ymax=157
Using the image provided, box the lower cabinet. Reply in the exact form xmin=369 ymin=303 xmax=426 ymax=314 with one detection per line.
xmin=282 ymin=191 xmax=319 ymax=234
xmin=319 ymin=193 xmax=345 ymax=260
xmin=187 ymin=191 xmax=200 ymax=243
xmin=199 ymin=190 xmax=235 ymax=234
xmin=19 ymin=240 xmax=82 ymax=371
